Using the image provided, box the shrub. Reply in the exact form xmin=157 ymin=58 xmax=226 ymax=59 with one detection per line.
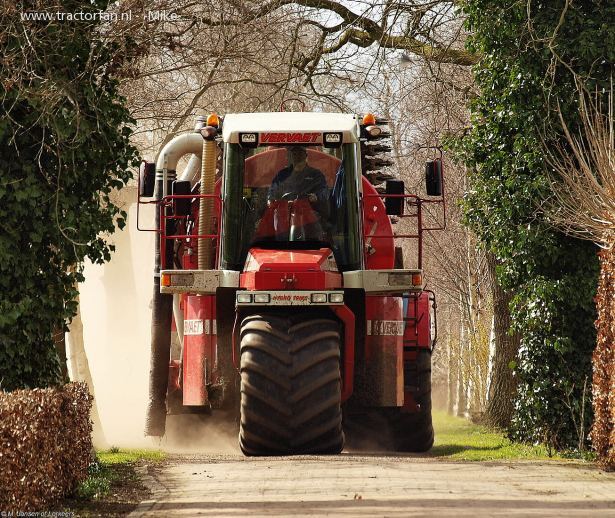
xmin=591 ymin=248 xmax=615 ymax=469
xmin=0 ymin=382 xmax=93 ymax=511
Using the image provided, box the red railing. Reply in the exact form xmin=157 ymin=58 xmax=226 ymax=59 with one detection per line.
xmin=363 ymin=193 xmax=446 ymax=269
xmin=137 ymin=182 xmax=222 ymax=269
xmin=160 ymin=194 xmax=222 ymax=269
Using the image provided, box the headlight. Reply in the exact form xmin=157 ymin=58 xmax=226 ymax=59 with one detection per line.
xmin=329 ymin=292 xmax=344 ymax=303
xmin=253 ymin=293 xmax=270 ymax=303
xmin=311 ymin=293 xmax=327 ymax=303
xmin=236 ymin=293 xmax=252 ymax=303
xmin=388 ymin=272 xmax=411 ymax=285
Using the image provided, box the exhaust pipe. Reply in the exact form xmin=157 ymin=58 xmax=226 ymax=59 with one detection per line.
xmin=145 ymin=132 xmax=203 ymax=437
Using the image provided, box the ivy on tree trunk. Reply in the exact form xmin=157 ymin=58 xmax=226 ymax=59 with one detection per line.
xmin=0 ymin=1 xmax=139 ymax=390
xmin=453 ymin=0 xmax=612 ymax=449
xmin=485 ymin=252 xmax=520 ymax=429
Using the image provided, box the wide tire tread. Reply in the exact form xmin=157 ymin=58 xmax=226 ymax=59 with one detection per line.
xmin=240 ymin=379 xmax=291 ymax=416
xmin=239 ymin=313 xmax=344 ymax=456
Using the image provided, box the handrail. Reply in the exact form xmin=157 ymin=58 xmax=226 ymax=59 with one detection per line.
xmin=362 ymin=192 xmax=446 ymax=269
xmin=158 ymin=193 xmax=223 ymax=269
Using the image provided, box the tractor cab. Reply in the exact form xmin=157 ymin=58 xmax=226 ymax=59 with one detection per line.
xmin=219 ymin=113 xmax=363 ymax=273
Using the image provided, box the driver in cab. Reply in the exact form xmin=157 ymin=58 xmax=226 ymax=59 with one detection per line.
xmin=267 ymin=146 xmax=328 ymax=215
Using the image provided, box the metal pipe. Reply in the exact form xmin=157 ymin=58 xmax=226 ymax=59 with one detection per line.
xmin=155 ymin=133 xmax=204 ymax=181
xmin=417 ymin=201 xmax=423 ymax=269
xmin=144 ymin=172 xmax=174 ymax=437
xmin=176 ymin=115 xmax=206 ymax=186
xmin=178 ymin=154 xmax=202 ymax=186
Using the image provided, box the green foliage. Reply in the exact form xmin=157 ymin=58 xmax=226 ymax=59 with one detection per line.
xmin=76 ymin=460 xmax=111 ymax=500
xmin=454 ymin=0 xmax=613 ymax=449
xmin=0 ymin=1 xmax=139 ymax=390
xmin=76 ymin=449 xmax=165 ymax=500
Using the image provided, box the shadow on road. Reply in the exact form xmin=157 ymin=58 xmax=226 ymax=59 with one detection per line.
xmin=144 ymin=497 xmax=615 ymax=514
xmin=429 ymin=444 xmax=504 ymax=456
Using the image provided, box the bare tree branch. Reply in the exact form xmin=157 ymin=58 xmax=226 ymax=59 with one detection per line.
xmin=543 ymin=80 xmax=615 ymax=247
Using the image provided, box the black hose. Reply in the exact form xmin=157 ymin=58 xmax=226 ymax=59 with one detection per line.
xmin=144 ymin=173 xmax=175 ymax=437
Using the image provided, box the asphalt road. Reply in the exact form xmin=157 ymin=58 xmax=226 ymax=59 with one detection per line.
xmin=129 ymin=453 xmax=615 ymax=517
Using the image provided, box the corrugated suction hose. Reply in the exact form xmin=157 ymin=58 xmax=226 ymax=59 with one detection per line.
xmin=198 ymin=139 xmax=217 ymax=269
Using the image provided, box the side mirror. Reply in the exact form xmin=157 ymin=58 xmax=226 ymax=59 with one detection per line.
xmin=139 ymin=161 xmax=156 ymax=198
xmin=385 ymin=179 xmax=405 ymax=216
xmin=172 ymin=180 xmax=192 ymax=217
xmin=425 ymin=160 xmax=443 ymax=197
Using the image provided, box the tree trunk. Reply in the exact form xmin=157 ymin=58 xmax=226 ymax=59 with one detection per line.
xmin=456 ymin=307 xmax=468 ymax=417
xmin=67 ymin=290 xmax=108 ymax=448
xmin=484 ymin=252 xmax=521 ymax=428
xmin=52 ymin=327 xmax=69 ymax=382
xmin=446 ymin=323 xmax=456 ymax=415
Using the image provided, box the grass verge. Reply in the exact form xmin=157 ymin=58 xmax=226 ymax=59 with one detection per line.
xmin=430 ymin=410 xmax=566 ymax=461
xmin=59 ymin=448 xmax=165 ymax=517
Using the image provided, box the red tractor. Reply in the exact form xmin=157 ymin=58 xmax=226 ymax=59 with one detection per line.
xmin=138 ymin=111 xmax=445 ymax=455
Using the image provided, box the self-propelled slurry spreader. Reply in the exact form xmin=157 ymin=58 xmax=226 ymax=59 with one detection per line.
xmin=138 ymin=111 xmax=445 ymax=455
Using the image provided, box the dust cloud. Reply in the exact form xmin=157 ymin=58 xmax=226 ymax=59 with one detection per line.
xmin=77 ymin=193 xmax=239 ymax=453
xmin=162 ymin=413 xmax=239 ymax=454
xmin=343 ymin=413 xmax=394 ymax=453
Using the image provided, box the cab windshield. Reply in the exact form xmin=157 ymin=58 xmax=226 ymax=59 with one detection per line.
xmin=220 ymin=143 xmax=362 ymax=271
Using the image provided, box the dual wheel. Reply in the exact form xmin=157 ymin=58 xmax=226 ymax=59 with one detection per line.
xmin=343 ymin=349 xmax=433 ymax=453
xmin=384 ymin=349 xmax=434 ymax=452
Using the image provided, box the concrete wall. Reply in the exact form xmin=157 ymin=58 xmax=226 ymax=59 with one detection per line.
xmin=78 ymin=188 xmax=156 ymax=446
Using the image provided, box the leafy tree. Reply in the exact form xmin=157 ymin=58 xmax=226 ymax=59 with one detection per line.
xmin=0 ymin=1 xmax=138 ymax=390
xmin=454 ymin=0 xmax=613 ymax=448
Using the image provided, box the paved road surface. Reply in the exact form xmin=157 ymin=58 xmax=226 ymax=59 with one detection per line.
xmin=130 ymin=454 xmax=615 ymax=517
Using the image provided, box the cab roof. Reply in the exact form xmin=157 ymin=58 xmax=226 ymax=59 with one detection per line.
xmin=221 ymin=112 xmax=361 ymax=144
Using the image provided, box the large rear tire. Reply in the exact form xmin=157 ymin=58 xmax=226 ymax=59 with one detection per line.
xmin=385 ymin=349 xmax=434 ymax=452
xmin=239 ymin=312 xmax=344 ymax=456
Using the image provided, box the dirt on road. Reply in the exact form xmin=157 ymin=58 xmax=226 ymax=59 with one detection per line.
xmin=129 ymin=454 xmax=615 ymax=517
